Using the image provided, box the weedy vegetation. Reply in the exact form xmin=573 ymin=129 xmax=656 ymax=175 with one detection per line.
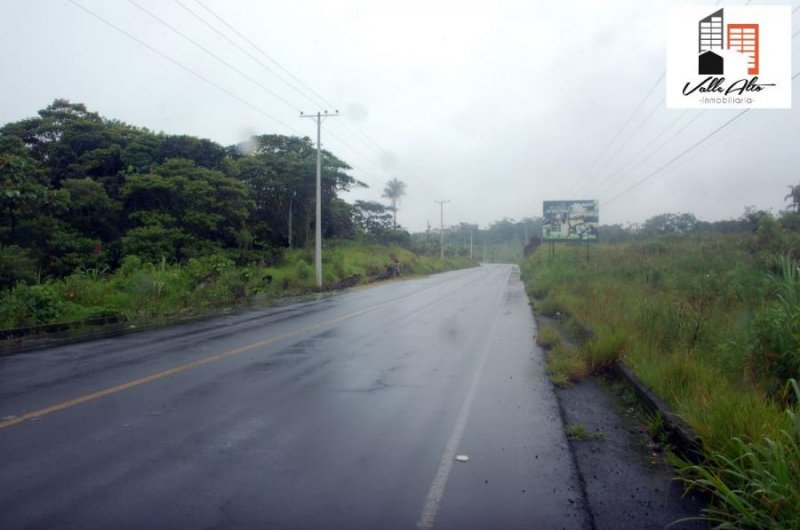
xmin=0 ymin=241 xmax=471 ymax=330
xmin=522 ymin=230 xmax=800 ymax=527
xmin=565 ymin=423 xmax=606 ymax=441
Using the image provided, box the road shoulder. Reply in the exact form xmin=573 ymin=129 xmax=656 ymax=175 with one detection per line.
xmin=554 ymin=374 xmax=708 ymax=529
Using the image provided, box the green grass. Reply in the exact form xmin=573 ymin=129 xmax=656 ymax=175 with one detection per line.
xmin=535 ymin=325 xmax=561 ymax=348
xmin=0 ymin=241 xmax=474 ymax=330
xmin=671 ymin=379 xmax=800 ymax=529
xmin=520 ymin=234 xmax=800 ymax=527
xmin=546 ymin=343 xmax=588 ymax=387
xmin=565 ymin=423 xmax=606 ymax=441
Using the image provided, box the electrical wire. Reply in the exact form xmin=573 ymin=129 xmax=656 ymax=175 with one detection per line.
xmin=603 ymin=109 xmax=750 ymax=206
xmin=192 ymin=0 xmax=338 ymax=112
xmin=67 ymin=0 xmax=301 ymax=134
xmin=172 ymin=0 xmax=326 ymax=112
xmin=567 ymin=72 xmax=664 ymax=194
xmin=603 ymin=67 xmax=800 ymax=206
xmin=127 ymin=0 xmax=303 ymax=111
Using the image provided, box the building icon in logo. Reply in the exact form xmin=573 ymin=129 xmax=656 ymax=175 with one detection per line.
xmin=699 ymin=9 xmax=724 ymax=74
xmin=697 ymin=8 xmax=759 ymax=75
xmin=728 ymin=24 xmax=759 ymax=74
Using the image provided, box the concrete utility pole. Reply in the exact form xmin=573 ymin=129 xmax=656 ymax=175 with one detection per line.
xmin=300 ymin=110 xmax=339 ymax=288
xmin=434 ymin=200 xmax=449 ymax=260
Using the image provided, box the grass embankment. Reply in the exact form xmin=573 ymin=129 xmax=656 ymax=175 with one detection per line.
xmin=522 ymin=234 xmax=800 ymax=528
xmin=0 ymin=240 xmax=472 ymax=331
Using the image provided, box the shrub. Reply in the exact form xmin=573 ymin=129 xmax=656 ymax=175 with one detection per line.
xmin=546 ymin=344 xmax=588 ymax=387
xmin=582 ymin=331 xmax=626 ymax=373
xmin=536 ymin=325 xmax=561 ymax=349
xmin=0 ymin=283 xmax=64 ymax=327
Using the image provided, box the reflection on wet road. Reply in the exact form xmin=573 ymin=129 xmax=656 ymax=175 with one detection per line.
xmin=0 ymin=264 xmax=588 ymax=529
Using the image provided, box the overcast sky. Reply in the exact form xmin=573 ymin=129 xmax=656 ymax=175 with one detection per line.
xmin=1 ymin=0 xmax=798 ymax=232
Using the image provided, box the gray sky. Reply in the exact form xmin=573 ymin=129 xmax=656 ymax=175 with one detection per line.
xmin=1 ymin=0 xmax=798 ymax=232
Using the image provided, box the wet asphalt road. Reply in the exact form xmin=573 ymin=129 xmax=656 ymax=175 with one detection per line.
xmin=0 ymin=264 xmax=588 ymax=529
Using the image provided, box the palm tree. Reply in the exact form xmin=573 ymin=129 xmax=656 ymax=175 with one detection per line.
xmin=785 ymin=184 xmax=800 ymax=213
xmin=382 ymin=178 xmax=406 ymax=227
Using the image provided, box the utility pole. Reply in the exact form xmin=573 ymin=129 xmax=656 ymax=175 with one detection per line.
xmin=300 ymin=110 xmax=339 ymax=288
xmin=287 ymin=191 xmax=294 ymax=248
xmin=483 ymin=240 xmax=487 ymax=262
xmin=434 ymin=200 xmax=449 ymax=260
xmin=470 ymin=230 xmax=473 ymax=261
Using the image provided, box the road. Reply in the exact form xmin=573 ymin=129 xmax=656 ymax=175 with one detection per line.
xmin=0 ymin=264 xmax=589 ymax=529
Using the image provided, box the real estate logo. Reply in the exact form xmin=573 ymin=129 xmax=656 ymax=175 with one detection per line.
xmin=667 ymin=6 xmax=791 ymax=109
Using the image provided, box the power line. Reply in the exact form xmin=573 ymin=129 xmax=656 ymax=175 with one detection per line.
xmin=599 ymin=13 xmax=800 ymax=203
xmin=169 ymin=1 xmax=394 ymax=181
xmin=73 ymin=0 xmax=391 ymax=190
xmin=597 ymin=110 xmax=706 ymax=201
xmin=192 ymin=0 xmax=338 ymax=111
xmin=185 ymin=0 xmax=400 ymax=168
xmin=572 ymin=0 xmax=784 ymax=198
xmin=67 ymin=0 xmax=301 ymax=134
xmin=603 ymin=68 xmax=800 ymax=206
xmin=603 ymin=109 xmax=750 ymax=206
xmin=174 ymin=0 xmax=404 ymax=183
xmin=568 ymin=72 xmax=664 ymax=194
xmin=172 ymin=0 xmax=326 ymax=112
xmin=590 ymin=96 xmax=666 ymax=183
xmin=584 ymin=109 xmax=691 ymax=198
xmin=127 ymin=0 xmax=302 ymax=111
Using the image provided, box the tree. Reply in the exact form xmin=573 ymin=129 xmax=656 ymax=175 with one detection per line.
xmin=353 ymin=200 xmax=394 ymax=235
xmin=641 ymin=213 xmax=698 ymax=236
xmin=785 ymin=184 xmax=800 ymax=213
xmin=233 ymin=134 xmax=361 ymax=247
xmin=121 ymin=159 xmax=252 ymax=262
xmin=382 ymin=178 xmax=406 ymax=227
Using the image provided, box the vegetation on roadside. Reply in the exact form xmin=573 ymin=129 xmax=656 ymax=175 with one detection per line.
xmin=0 ymin=101 xmax=482 ymax=331
xmin=565 ymin=423 xmax=606 ymax=441
xmin=0 ymin=241 xmax=471 ymax=330
xmin=521 ymin=220 xmax=800 ymax=527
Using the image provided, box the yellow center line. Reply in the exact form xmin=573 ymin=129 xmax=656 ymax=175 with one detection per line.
xmin=0 ymin=269 xmax=487 ymax=431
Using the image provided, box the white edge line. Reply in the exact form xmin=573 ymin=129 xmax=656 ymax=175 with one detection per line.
xmin=416 ymin=268 xmax=509 ymax=529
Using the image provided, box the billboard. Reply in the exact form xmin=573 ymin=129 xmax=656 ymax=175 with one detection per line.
xmin=542 ymin=200 xmax=599 ymax=241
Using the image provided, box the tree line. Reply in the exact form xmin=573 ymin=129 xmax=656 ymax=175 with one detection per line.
xmin=0 ymin=100 xmax=408 ymax=288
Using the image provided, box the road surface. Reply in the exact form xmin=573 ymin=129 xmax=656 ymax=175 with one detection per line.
xmin=0 ymin=264 xmax=589 ymax=529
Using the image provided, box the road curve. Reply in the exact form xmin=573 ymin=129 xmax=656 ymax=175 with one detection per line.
xmin=0 ymin=264 xmax=588 ymax=529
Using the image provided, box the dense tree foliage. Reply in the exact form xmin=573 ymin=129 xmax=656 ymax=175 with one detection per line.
xmin=0 ymin=100 xmax=363 ymax=287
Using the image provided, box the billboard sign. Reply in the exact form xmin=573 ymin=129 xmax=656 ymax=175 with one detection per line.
xmin=542 ymin=200 xmax=599 ymax=241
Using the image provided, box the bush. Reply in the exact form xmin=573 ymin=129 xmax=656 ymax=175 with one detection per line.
xmin=546 ymin=344 xmax=588 ymax=387
xmin=747 ymin=258 xmax=800 ymax=393
xmin=536 ymin=325 xmax=561 ymax=348
xmin=0 ymin=283 xmax=64 ymax=327
xmin=581 ymin=331 xmax=626 ymax=373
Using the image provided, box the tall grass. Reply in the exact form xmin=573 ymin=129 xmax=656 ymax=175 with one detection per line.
xmin=521 ymin=234 xmax=800 ymax=526
xmin=672 ymin=380 xmax=800 ymax=529
xmin=0 ymin=241 xmax=473 ymax=330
